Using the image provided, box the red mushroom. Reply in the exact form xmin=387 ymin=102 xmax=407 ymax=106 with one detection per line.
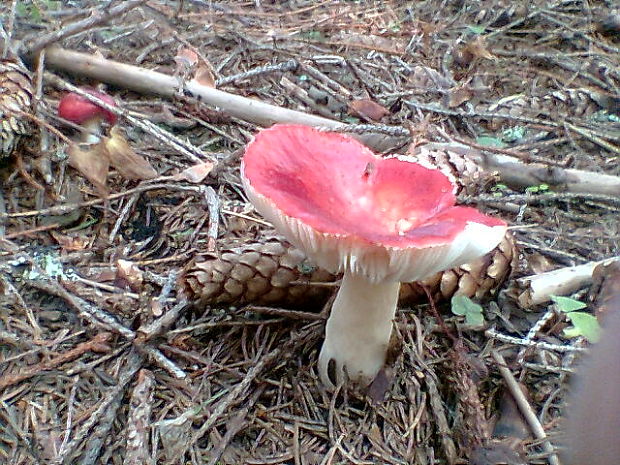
xmin=58 ymin=89 xmax=117 ymax=144
xmin=241 ymin=124 xmax=507 ymax=389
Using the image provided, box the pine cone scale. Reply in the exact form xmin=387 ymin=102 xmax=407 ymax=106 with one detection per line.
xmin=0 ymin=60 xmax=34 ymax=158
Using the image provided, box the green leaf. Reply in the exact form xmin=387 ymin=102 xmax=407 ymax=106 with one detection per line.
xmin=465 ymin=312 xmax=485 ymax=326
xmin=551 ymin=295 xmax=587 ymax=312
xmin=476 ymin=136 xmax=506 ymax=148
xmin=467 ymin=25 xmax=486 ymax=34
xmin=525 ymin=183 xmax=550 ymax=194
xmin=564 ymin=312 xmax=601 ymax=343
xmin=501 ymin=126 xmax=526 ymax=142
xmin=451 ymin=295 xmax=483 ymax=316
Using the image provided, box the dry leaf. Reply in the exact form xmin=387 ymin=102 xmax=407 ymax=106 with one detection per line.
xmin=446 ymin=84 xmax=474 ymax=107
xmin=174 ymin=47 xmax=198 ymax=72
xmin=349 ymin=98 xmax=390 ymax=121
xmin=172 ymin=161 xmax=215 ymax=183
xmin=464 ymin=36 xmax=495 ymax=60
xmin=116 ymin=259 xmax=144 ymax=292
xmin=153 ymin=107 xmax=196 ymax=129
xmin=174 ymin=46 xmax=216 ymax=87
xmin=104 ymin=127 xmax=158 ymax=180
xmin=194 ymin=64 xmax=216 ymax=87
xmin=67 ymin=142 xmax=109 ymax=196
xmin=528 ymin=252 xmax=556 ymax=275
xmin=453 ymin=36 xmax=496 ymax=67
xmin=50 ymin=232 xmax=90 ymax=251
xmin=492 ymin=387 xmax=531 ymax=440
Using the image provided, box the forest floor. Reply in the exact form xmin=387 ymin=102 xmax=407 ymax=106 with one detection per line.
xmin=1 ymin=1 xmax=619 ymax=464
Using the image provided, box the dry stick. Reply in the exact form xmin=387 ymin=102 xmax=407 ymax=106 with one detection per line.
xmin=513 ymin=256 xmax=620 ymax=307
xmin=124 ymin=369 xmax=155 ymax=465
xmin=485 ymin=329 xmax=587 ymax=354
xmin=406 ymin=98 xmax=620 ymax=154
xmin=55 ymin=350 xmax=144 ymax=465
xmin=23 ymin=0 xmax=147 ymax=55
xmin=41 ymin=47 xmax=406 ymax=153
xmin=217 ymin=59 xmax=299 ymax=86
xmin=491 ymin=351 xmax=561 ymax=465
xmin=0 ymin=332 xmax=112 ymax=390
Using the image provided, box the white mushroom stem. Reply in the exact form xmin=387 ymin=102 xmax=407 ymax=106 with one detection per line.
xmin=318 ymin=270 xmax=400 ymax=389
xmin=80 ymin=117 xmax=105 ymax=144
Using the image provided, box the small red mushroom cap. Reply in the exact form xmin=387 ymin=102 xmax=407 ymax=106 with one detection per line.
xmin=241 ymin=124 xmax=507 ymax=282
xmin=58 ymin=89 xmax=117 ymax=126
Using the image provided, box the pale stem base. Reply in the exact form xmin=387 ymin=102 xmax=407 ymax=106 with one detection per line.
xmin=318 ymin=271 xmax=400 ymax=389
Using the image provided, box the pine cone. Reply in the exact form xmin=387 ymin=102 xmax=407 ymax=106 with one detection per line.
xmin=0 ymin=60 xmax=34 ymax=158
xmin=182 ymin=237 xmax=336 ymax=309
xmin=406 ymin=144 xmax=499 ymax=196
xmin=181 ymin=233 xmax=517 ymax=309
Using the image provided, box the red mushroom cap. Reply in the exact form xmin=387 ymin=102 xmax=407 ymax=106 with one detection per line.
xmin=241 ymin=124 xmax=507 ymax=282
xmin=58 ymin=89 xmax=117 ymax=126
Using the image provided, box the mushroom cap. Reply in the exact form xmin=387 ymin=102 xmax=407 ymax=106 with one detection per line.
xmin=58 ymin=89 xmax=117 ymax=125
xmin=241 ymin=124 xmax=507 ymax=283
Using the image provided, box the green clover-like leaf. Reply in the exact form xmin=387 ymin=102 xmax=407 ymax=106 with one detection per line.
xmin=563 ymin=312 xmax=601 ymax=343
xmin=451 ymin=295 xmax=485 ymax=327
xmin=551 ymin=295 xmax=587 ymax=312
xmin=475 ymin=135 xmax=506 ymax=148
xmin=465 ymin=312 xmax=485 ymax=327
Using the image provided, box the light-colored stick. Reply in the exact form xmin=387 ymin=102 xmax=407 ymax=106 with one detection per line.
xmin=512 ymin=256 xmax=620 ymax=307
xmin=424 ymin=142 xmax=620 ymax=196
xmin=42 ymin=47 xmax=405 ymax=152
xmin=491 ymin=351 xmax=561 ymax=465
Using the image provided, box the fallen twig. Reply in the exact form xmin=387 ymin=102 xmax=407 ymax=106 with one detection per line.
xmin=0 ymin=332 xmax=112 ymax=390
xmin=39 ymin=46 xmax=407 ymax=152
xmin=425 ymin=142 xmax=620 ymax=196
xmin=509 ymin=256 xmax=620 ymax=307
xmin=491 ymin=351 xmax=560 ymax=465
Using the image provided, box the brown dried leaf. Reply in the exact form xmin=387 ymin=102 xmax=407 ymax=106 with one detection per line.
xmin=172 ymin=161 xmax=215 ymax=183
xmin=446 ymin=84 xmax=474 ymax=107
xmin=492 ymin=387 xmax=531 ymax=440
xmin=174 ymin=46 xmax=216 ymax=87
xmin=174 ymin=47 xmax=198 ymax=72
xmin=463 ymin=36 xmax=495 ymax=60
xmin=349 ymin=98 xmax=390 ymax=121
xmin=50 ymin=232 xmax=90 ymax=251
xmin=104 ymin=127 xmax=157 ymax=180
xmin=367 ymin=368 xmax=392 ymax=404
xmin=116 ymin=259 xmax=144 ymax=292
xmin=194 ymin=64 xmax=216 ymax=87
xmin=67 ymin=142 xmax=109 ymax=196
